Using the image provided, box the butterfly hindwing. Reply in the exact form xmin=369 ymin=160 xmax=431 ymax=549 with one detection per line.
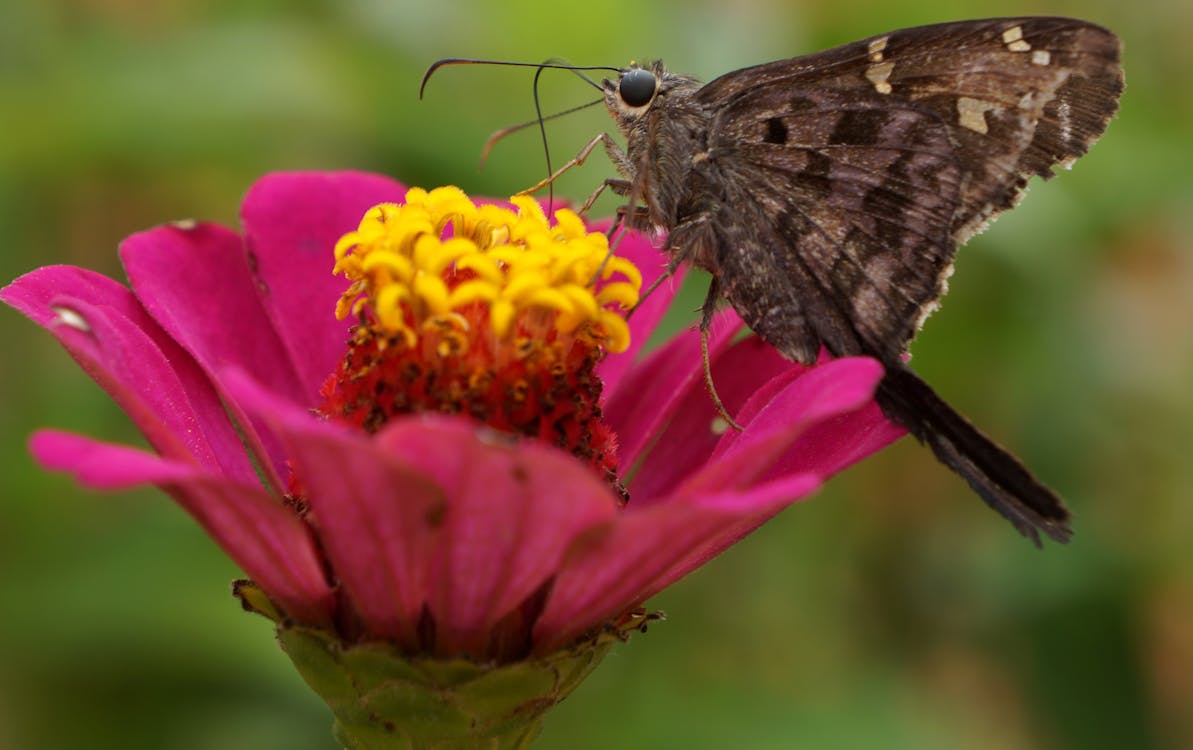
xmin=706 ymin=86 xmax=964 ymax=361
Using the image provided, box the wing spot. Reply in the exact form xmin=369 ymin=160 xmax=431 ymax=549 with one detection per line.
xmin=865 ymin=61 xmax=894 ymax=95
xmin=1002 ymin=26 xmax=1032 ymax=51
xmin=867 ymin=36 xmax=888 ymax=62
xmin=957 ymin=96 xmax=997 ymax=134
xmin=1031 ymin=49 xmax=1051 ymax=66
xmin=764 ymin=117 xmax=788 ymax=144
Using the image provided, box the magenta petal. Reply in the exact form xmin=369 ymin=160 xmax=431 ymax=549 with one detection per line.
xmin=628 ymin=337 xmax=798 ymax=503
xmin=222 ymin=368 xmax=439 ymax=648
xmin=30 ymin=430 xmax=333 ymax=626
xmin=721 ymin=357 xmax=905 ymax=484
xmin=240 ymin=171 xmax=406 ymax=404
xmin=32 ymin=429 xmax=202 ymax=488
xmin=225 ymin=370 xmax=621 ymax=654
xmin=121 ymin=223 xmax=303 ymax=400
xmin=375 ymin=418 xmax=621 ymax=657
xmin=121 ymin=222 xmax=304 ymax=486
xmin=595 ymin=226 xmax=686 ymax=397
xmin=1 ymin=267 xmax=257 ymax=484
xmin=604 ymin=308 xmax=744 ymax=471
xmin=682 ymin=357 xmax=889 ymax=495
xmin=268 ymin=416 xmax=445 ymax=649
xmin=535 ymin=472 xmax=820 ymax=651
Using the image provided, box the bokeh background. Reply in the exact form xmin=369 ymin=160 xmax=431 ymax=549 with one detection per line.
xmin=1 ymin=0 xmax=1190 ymax=748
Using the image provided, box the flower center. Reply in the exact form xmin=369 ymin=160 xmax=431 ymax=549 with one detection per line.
xmin=318 ymin=186 xmax=641 ymax=487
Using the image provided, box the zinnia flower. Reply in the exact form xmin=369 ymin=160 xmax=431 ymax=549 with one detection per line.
xmin=1 ymin=171 xmax=903 ymax=747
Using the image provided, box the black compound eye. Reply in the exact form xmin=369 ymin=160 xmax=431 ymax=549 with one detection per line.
xmin=618 ymin=68 xmax=657 ymax=107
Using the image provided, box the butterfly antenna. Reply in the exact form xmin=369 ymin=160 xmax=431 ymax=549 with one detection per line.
xmin=528 ymin=57 xmax=611 ymax=215
xmin=531 ymin=65 xmax=555 ymax=215
xmin=479 ymin=98 xmax=604 ymax=169
xmin=419 ymin=58 xmax=616 ymax=99
xmin=537 ymin=56 xmax=607 ymax=90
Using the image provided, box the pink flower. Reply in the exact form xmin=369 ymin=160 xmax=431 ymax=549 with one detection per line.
xmin=1 ymin=171 xmax=902 ymax=660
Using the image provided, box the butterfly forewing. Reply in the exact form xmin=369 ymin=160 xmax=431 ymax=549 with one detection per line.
xmin=700 ymin=17 xmax=1123 ymax=243
xmin=690 ymin=17 xmax=1122 ymax=361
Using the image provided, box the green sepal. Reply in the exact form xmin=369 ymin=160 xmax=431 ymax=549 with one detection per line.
xmin=278 ymin=625 xmax=616 ymax=750
xmin=233 ymin=580 xmax=658 ymax=749
xmin=232 ymin=579 xmax=283 ymax=622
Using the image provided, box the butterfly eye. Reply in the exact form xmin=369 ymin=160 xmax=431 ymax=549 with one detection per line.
xmin=618 ymin=69 xmax=657 ymax=107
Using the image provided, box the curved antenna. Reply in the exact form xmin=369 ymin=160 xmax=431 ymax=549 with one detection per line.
xmin=479 ymin=98 xmax=604 ymax=169
xmin=529 ymin=65 xmax=560 ymax=215
xmin=420 ymin=58 xmax=617 ymax=99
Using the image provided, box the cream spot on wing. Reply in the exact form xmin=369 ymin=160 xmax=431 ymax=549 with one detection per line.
xmin=867 ymin=36 xmax=888 ymax=62
xmin=957 ymin=96 xmax=998 ymax=134
xmin=1002 ymin=26 xmax=1024 ymax=43
xmin=865 ymin=60 xmax=894 ymax=94
xmin=1032 ymin=49 xmax=1051 ymax=66
xmin=1002 ymin=26 xmax=1032 ymax=51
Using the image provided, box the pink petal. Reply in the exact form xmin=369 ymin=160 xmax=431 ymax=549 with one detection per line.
xmin=724 ymin=359 xmax=905 ymax=483
xmin=535 ymin=472 xmax=821 ymax=651
xmin=225 ymin=370 xmax=620 ymax=654
xmin=240 ymin=171 xmax=406 ymax=404
xmin=594 ymin=225 xmax=687 ymax=397
xmin=121 ymin=222 xmax=304 ymax=487
xmin=30 ymin=430 xmax=333 ymax=626
xmin=604 ymin=308 xmax=744 ymax=471
xmin=627 ymin=337 xmax=798 ymax=503
xmin=681 ymin=356 xmax=889 ymax=495
xmin=1 ymin=267 xmax=257 ymax=484
xmin=376 ymin=418 xmax=620 ymax=657
xmin=121 ymin=223 xmax=303 ymax=399
xmin=222 ymin=369 xmax=438 ymax=648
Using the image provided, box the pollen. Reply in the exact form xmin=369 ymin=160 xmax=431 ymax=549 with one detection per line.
xmin=321 ymin=186 xmax=642 ymax=488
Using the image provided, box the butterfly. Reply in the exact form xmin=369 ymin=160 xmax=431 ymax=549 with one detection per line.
xmin=588 ymin=17 xmax=1122 ymax=544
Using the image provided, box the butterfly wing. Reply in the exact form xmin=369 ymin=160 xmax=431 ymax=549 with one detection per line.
xmin=692 ymin=17 xmax=1122 ymax=361
xmin=699 ymin=17 xmax=1123 ymax=242
xmin=694 ymin=85 xmax=964 ymax=363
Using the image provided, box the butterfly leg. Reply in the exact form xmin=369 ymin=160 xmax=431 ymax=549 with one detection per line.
xmin=579 ymin=178 xmax=632 ymax=216
xmin=698 ymin=277 xmax=744 ymax=432
xmin=516 ymin=132 xmax=628 ymax=198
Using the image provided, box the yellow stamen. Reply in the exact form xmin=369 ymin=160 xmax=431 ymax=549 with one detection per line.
xmin=334 ymin=186 xmax=641 ymax=354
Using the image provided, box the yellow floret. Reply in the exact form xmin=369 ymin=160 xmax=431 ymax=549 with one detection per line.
xmin=333 ymin=186 xmax=642 ymax=354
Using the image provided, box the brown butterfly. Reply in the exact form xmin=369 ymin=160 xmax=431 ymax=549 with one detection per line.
xmin=429 ymin=17 xmax=1124 ymax=544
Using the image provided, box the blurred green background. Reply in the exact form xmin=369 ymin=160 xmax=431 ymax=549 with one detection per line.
xmin=1 ymin=0 xmax=1190 ymax=748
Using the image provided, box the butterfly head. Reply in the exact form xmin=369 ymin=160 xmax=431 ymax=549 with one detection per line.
xmin=606 ymin=63 xmax=659 ymax=111
xmin=604 ymin=60 xmax=700 ymax=119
